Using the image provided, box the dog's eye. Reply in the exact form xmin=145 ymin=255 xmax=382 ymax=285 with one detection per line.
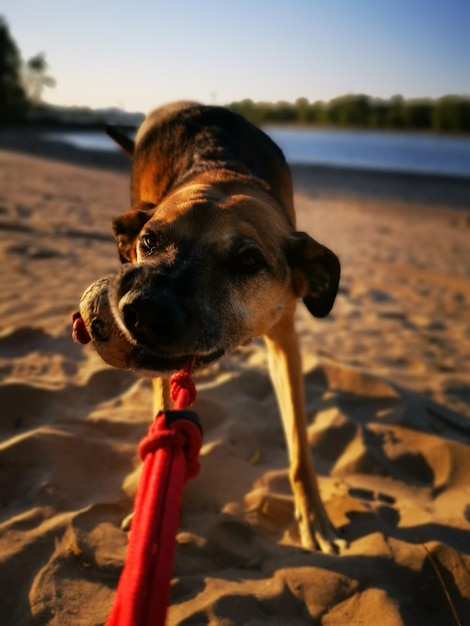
xmin=140 ymin=232 xmax=157 ymax=255
xmin=235 ymin=248 xmax=265 ymax=274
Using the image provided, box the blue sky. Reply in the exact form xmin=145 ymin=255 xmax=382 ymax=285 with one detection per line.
xmin=3 ymin=0 xmax=469 ymax=113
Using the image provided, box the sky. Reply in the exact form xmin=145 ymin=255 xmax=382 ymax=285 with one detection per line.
xmin=2 ymin=0 xmax=469 ymax=114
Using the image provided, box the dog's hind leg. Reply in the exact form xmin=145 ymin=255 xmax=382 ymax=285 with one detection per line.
xmin=264 ymin=313 xmax=341 ymax=553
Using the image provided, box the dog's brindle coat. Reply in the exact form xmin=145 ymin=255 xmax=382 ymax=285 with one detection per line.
xmin=108 ymin=102 xmax=341 ymax=552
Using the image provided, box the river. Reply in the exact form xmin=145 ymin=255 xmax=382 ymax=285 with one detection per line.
xmin=44 ymin=126 xmax=470 ymax=179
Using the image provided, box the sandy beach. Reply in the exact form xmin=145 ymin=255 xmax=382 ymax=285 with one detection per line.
xmin=0 ymin=131 xmax=469 ymax=625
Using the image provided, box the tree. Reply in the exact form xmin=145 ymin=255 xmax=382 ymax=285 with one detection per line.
xmin=227 ymin=94 xmax=470 ymax=133
xmin=295 ymin=97 xmax=310 ymax=123
xmin=385 ymin=94 xmax=405 ymax=129
xmin=228 ymin=99 xmax=265 ymax=125
xmin=23 ymin=52 xmax=56 ymax=104
xmin=432 ymin=95 xmax=470 ymax=132
xmin=0 ymin=17 xmax=28 ymax=120
xmin=403 ymin=98 xmax=432 ymax=129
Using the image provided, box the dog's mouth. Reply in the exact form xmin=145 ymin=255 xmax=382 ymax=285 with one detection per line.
xmin=130 ymin=345 xmax=226 ymax=375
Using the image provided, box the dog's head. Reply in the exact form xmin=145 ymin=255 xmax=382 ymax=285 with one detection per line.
xmin=109 ymin=182 xmax=340 ymax=374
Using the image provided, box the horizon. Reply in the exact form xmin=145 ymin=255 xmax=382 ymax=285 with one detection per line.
xmin=33 ymin=93 xmax=470 ymax=118
xmin=2 ymin=0 xmax=469 ymax=114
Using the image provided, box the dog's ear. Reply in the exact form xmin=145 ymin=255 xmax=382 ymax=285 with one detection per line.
xmin=106 ymin=125 xmax=135 ymax=157
xmin=112 ymin=203 xmax=156 ymax=262
xmin=286 ymin=231 xmax=340 ymax=318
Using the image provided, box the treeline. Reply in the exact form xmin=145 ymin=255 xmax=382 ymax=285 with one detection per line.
xmin=0 ymin=16 xmax=140 ymax=128
xmin=0 ymin=16 xmax=55 ymax=122
xmin=228 ymin=95 xmax=470 ymax=133
xmin=3 ymin=14 xmax=469 ymax=134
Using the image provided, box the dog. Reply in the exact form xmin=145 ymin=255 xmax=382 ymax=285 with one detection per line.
xmin=106 ymin=102 xmax=341 ymax=553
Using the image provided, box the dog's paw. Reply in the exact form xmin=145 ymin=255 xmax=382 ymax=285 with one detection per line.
xmin=121 ymin=511 xmax=134 ymax=532
xmin=297 ymin=510 xmax=347 ymax=554
xmin=312 ymin=524 xmax=347 ymax=555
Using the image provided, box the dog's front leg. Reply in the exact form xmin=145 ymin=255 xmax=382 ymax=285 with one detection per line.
xmin=153 ymin=376 xmax=171 ymax=414
xmin=264 ymin=313 xmax=340 ymax=553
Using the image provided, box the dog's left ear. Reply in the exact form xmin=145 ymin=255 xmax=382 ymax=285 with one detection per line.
xmin=286 ymin=231 xmax=340 ymax=318
xmin=112 ymin=202 xmax=156 ymax=262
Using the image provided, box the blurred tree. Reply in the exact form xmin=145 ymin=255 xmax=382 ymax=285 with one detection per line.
xmin=311 ymin=100 xmax=327 ymax=124
xmin=23 ymin=52 xmax=56 ymax=104
xmin=432 ymin=95 xmax=470 ymax=132
xmin=369 ymin=98 xmax=389 ymax=128
xmin=295 ymin=97 xmax=310 ymax=123
xmin=228 ymin=93 xmax=469 ymax=133
xmin=228 ymin=98 xmax=265 ymax=125
xmin=346 ymin=94 xmax=371 ymax=127
xmin=270 ymin=100 xmax=297 ymax=122
xmin=0 ymin=16 xmax=28 ymax=120
xmin=324 ymin=96 xmax=341 ymax=125
xmin=385 ymin=94 xmax=405 ymax=128
xmin=403 ymin=98 xmax=432 ymax=129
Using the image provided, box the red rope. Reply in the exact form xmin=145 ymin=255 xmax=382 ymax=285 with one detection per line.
xmin=169 ymin=358 xmax=197 ymax=409
xmin=107 ymin=358 xmax=201 ymax=626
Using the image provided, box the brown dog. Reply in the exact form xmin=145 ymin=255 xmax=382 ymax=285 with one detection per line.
xmin=107 ymin=102 xmax=341 ymax=552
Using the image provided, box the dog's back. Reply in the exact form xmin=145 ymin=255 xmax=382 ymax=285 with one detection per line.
xmin=132 ymin=102 xmax=294 ymax=221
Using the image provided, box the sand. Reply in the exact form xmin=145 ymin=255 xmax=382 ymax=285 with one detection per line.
xmin=0 ymin=134 xmax=469 ymax=625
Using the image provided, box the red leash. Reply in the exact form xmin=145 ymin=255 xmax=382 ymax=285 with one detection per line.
xmin=107 ymin=358 xmax=202 ymax=626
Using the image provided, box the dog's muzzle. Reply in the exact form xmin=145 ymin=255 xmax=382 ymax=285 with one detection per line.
xmin=109 ymin=262 xmax=227 ymax=374
xmin=119 ymin=290 xmax=186 ymax=349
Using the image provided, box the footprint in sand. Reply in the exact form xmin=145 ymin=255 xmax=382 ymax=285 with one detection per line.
xmin=0 ymin=382 xmax=63 ymax=433
xmin=7 ymin=243 xmax=65 ymax=259
xmin=0 ymin=330 xmax=82 ymax=386
xmin=0 ymin=327 xmax=78 ymax=359
xmin=347 ymin=487 xmax=400 ymax=533
xmin=206 ymin=517 xmax=262 ymax=567
xmin=348 ymin=486 xmax=396 ymax=505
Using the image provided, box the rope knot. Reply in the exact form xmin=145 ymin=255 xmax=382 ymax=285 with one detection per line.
xmin=138 ymin=412 xmax=202 ymax=481
xmin=169 ymin=370 xmax=197 ymax=407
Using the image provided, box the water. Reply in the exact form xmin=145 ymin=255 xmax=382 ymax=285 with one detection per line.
xmin=46 ymin=130 xmax=118 ymax=153
xmin=45 ymin=126 xmax=470 ymax=179
xmin=266 ymin=127 xmax=470 ymax=178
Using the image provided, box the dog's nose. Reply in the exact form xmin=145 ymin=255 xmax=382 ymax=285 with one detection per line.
xmin=120 ymin=293 xmax=186 ymax=347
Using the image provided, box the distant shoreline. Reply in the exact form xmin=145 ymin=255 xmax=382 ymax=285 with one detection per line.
xmin=290 ymin=163 xmax=470 ymax=210
xmin=1 ymin=127 xmax=470 ymax=210
xmin=0 ymin=127 xmax=131 ymax=172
